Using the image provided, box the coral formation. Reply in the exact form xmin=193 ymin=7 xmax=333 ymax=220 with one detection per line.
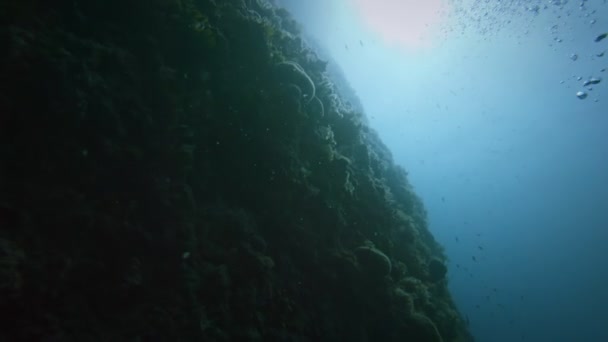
xmin=354 ymin=244 xmax=392 ymax=278
xmin=429 ymin=258 xmax=448 ymax=283
xmin=275 ymin=60 xmax=316 ymax=103
xmin=0 ymin=0 xmax=472 ymax=341
xmin=404 ymin=312 xmax=445 ymax=342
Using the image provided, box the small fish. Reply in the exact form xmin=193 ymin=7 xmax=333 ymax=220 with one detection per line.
xmin=595 ymin=33 xmax=608 ymax=42
xmin=455 ymin=236 xmax=459 ymax=242
xmin=441 ymin=196 xmax=445 ymax=202
xmin=359 ymin=40 xmax=364 ymax=46
xmin=456 ymin=264 xmax=460 ymax=268
xmin=478 ymin=245 xmax=484 ymax=251
xmin=472 ymin=256 xmax=477 ymax=261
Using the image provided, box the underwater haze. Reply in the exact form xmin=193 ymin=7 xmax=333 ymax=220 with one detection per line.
xmin=276 ymin=0 xmax=608 ymax=341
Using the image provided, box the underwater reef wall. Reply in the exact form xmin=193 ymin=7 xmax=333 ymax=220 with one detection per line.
xmin=0 ymin=0 xmax=473 ymax=341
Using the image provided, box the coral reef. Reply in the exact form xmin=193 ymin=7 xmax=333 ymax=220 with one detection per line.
xmin=429 ymin=258 xmax=448 ymax=283
xmin=0 ymin=0 xmax=473 ymax=341
xmin=355 ymin=243 xmax=392 ymax=278
xmin=274 ymin=60 xmax=316 ymax=103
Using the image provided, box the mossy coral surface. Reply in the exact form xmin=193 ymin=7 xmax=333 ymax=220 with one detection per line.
xmin=0 ymin=0 xmax=473 ymax=341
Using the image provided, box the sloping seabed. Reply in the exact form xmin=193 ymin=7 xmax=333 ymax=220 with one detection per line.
xmin=0 ymin=0 xmax=473 ymax=341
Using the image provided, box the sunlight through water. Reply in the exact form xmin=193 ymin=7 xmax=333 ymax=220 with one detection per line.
xmin=352 ymin=0 xmax=448 ymax=50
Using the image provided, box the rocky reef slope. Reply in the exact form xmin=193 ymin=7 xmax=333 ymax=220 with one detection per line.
xmin=0 ymin=0 xmax=472 ymax=340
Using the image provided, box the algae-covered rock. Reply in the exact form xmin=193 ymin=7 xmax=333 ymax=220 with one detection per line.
xmin=0 ymin=238 xmax=25 ymax=294
xmin=274 ymin=61 xmax=316 ymax=103
xmin=393 ymin=287 xmax=415 ymax=314
xmin=0 ymin=0 xmax=473 ymax=340
xmin=429 ymin=258 xmax=448 ymax=283
xmin=306 ymin=95 xmax=325 ymax=119
xmin=402 ymin=312 xmax=444 ymax=342
xmin=354 ymin=245 xmax=392 ymax=278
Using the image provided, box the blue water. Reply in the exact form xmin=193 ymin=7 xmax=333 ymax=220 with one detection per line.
xmin=277 ymin=0 xmax=608 ymax=341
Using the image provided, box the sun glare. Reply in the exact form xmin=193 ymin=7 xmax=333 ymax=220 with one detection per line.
xmin=352 ymin=0 xmax=447 ymax=50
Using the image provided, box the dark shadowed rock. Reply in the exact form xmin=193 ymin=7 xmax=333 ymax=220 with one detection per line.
xmin=354 ymin=245 xmax=392 ymax=278
xmin=428 ymin=258 xmax=447 ymax=282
